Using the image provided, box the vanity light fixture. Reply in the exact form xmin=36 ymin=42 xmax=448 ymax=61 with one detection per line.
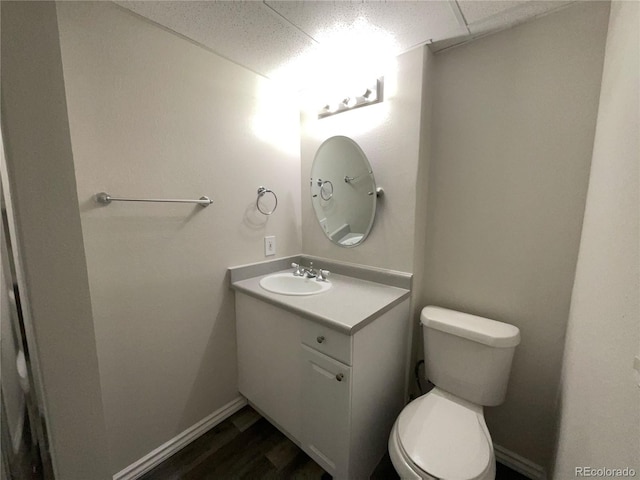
xmin=318 ymin=77 xmax=384 ymax=119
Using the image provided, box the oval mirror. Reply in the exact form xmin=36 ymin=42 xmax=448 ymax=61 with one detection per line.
xmin=310 ymin=136 xmax=377 ymax=247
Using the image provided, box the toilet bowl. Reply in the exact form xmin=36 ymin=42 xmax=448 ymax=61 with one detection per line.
xmin=388 ymin=388 xmax=495 ymax=480
xmin=389 ymin=306 xmax=520 ymax=480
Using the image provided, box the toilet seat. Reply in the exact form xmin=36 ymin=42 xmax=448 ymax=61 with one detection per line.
xmin=396 ymin=388 xmax=492 ymax=480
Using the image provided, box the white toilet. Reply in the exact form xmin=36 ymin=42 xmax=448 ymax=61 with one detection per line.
xmin=389 ymin=306 xmax=521 ymax=480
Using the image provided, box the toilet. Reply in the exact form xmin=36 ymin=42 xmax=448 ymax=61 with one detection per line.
xmin=389 ymin=306 xmax=521 ymax=480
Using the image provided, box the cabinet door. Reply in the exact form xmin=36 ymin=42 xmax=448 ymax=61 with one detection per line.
xmin=236 ymin=293 xmax=302 ymax=439
xmin=300 ymin=344 xmax=351 ymax=477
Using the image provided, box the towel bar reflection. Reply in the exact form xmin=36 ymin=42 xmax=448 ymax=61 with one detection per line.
xmin=95 ymin=192 xmax=213 ymax=207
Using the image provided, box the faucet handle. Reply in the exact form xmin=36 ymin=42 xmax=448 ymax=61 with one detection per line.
xmin=317 ymin=269 xmax=331 ymax=282
xmin=291 ymin=262 xmax=303 ymax=276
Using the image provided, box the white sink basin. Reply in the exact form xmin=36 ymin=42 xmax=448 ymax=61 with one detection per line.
xmin=259 ymin=272 xmax=332 ymax=296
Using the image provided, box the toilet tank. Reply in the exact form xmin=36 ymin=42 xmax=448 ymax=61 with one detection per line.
xmin=421 ymin=306 xmax=520 ymax=406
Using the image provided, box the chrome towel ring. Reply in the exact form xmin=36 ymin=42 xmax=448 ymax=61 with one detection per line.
xmin=320 ymin=180 xmax=333 ymax=201
xmin=257 ymin=187 xmax=278 ymax=215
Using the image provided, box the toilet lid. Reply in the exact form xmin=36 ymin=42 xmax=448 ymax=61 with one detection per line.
xmin=397 ymin=390 xmax=491 ymax=480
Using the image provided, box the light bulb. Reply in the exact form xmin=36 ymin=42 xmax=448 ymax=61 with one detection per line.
xmin=344 ymin=97 xmax=357 ymax=108
xmin=363 ymin=87 xmax=377 ymax=102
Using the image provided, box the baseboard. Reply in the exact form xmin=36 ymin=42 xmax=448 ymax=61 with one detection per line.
xmin=113 ymin=396 xmax=247 ymax=480
xmin=494 ymin=444 xmax=547 ymax=480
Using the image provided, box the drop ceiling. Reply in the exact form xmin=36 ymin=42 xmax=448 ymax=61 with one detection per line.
xmin=115 ymin=0 xmax=575 ymax=88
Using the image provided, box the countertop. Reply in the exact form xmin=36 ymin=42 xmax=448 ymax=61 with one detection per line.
xmin=231 ymin=269 xmax=411 ymax=334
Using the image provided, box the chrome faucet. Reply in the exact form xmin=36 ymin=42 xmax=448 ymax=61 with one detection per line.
xmin=291 ymin=262 xmax=329 ymax=281
xmin=291 ymin=262 xmax=315 ymax=277
xmin=304 ymin=262 xmax=317 ymax=278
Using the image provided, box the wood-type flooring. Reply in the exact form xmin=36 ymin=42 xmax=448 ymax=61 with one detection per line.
xmin=140 ymin=406 xmax=529 ymax=480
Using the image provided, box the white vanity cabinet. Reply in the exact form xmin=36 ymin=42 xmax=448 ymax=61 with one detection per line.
xmin=235 ymin=290 xmax=410 ymax=479
xmin=235 ymin=294 xmax=303 ymax=441
xmin=300 ymin=344 xmax=351 ymax=474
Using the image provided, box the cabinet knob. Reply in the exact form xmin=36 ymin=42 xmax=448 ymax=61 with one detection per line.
xmin=336 ymin=373 xmax=344 ymax=382
xmin=316 ymin=336 xmax=325 ymax=344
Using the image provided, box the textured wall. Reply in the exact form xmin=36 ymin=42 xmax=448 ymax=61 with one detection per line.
xmin=553 ymin=1 xmax=640 ymax=476
xmin=56 ymin=2 xmax=301 ymax=473
xmin=422 ymin=2 xmax=609 ymax=471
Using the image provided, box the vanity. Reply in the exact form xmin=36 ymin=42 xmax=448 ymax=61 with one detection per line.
xmin=229 ymin=136 xmax=407 ymax=477
xmin=230 ymin=257 xmax=411 ymax=479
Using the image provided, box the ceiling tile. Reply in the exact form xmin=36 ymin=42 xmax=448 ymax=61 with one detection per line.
xmin=460 ymin=1 xmax=575 ymax=36
xmin=458 ymin=0 xmax=529 ymax=24
xmin=115 ymin=1 xmax=315 ymax=78
xmin=266 ymin=0 xmax=467 ymax=51
xmin=114 ymin=0 xmax=580 ymax=89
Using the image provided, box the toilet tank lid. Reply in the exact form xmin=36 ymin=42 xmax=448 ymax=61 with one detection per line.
xmin=421 ymin=306 xmax=520 ymax=348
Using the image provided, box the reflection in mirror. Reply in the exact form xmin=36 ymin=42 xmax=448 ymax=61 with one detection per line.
xmin=310 ymin=136 xmax=377 ymax=247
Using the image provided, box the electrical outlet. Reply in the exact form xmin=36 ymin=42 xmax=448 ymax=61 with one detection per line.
xmin=264 ymin=236 xmax=276 ymax=256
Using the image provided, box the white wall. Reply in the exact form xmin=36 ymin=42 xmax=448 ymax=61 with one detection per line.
xmin=300 ymin=47 xmax=428 ymax=274
xmin=56 ymin=2 xmax=301 ymax=473
xmin=553 ymin=1 xmax=640 ymax=476
xmin=423 ymin=2 xmax=610 ymax=471
xmin=0 ymin=2 xmax=111 ymax=477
